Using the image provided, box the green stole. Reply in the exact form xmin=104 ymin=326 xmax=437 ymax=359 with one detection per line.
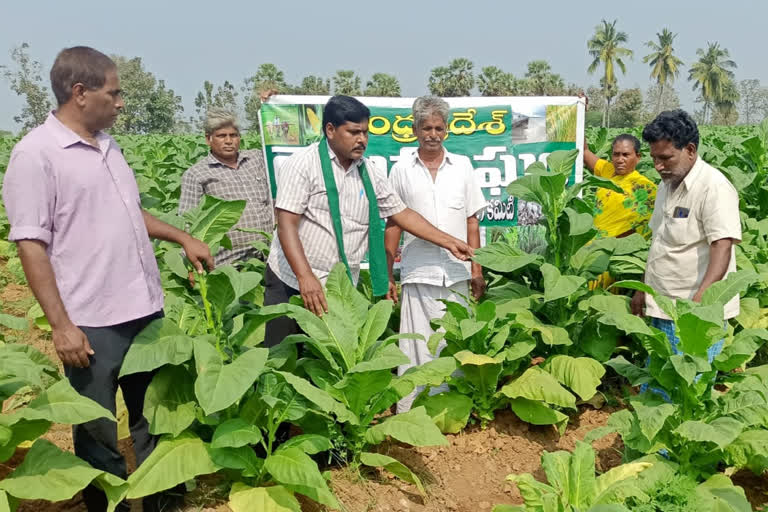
xmin=318 ymin=138 xmax=388 ymax=296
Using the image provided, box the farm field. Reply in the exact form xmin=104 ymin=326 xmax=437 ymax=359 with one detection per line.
xmin=1 ymin=122 xmax=768 ymax=512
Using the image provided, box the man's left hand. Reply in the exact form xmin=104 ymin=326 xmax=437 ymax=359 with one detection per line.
xmin=183 ymin=236 xmax=214 ymax=274
xmin=471 ymin=275 xmax=486 ymax=301
xmin=444 ymin=238 xmax=475 ymax=261
xmin=692 ymin=290 xmax=704 ymax=303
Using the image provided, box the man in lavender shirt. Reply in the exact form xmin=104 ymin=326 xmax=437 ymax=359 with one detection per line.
xmin=2 ymin=46 xmax=212 ymax=512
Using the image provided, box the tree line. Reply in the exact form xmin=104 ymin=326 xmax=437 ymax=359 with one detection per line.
xmin=3 ymin=20 xmax=768 ymax=135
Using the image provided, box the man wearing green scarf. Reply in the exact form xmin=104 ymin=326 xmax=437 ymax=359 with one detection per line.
xmin=264 ymin=95 xmax=474 ymax=347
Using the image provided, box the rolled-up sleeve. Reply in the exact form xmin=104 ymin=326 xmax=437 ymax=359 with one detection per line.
xmin=702 ymin=180 xmax=741 ymax=244
xmin=3 ymin=149 xmax=55 ymax=245
xmin=372 ymin=162 xmax=406 ymax=218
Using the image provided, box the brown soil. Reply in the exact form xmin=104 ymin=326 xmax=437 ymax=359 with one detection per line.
xmin=301 ymin=408 xmax=622 ymax=512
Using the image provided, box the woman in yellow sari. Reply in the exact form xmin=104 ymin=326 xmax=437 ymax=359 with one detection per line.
xmin=584 ymin=134 xmax=656 ymax=289
xmin=584 ymin=134 xmax=656 ymax=239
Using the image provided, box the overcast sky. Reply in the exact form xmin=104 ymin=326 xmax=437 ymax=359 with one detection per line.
xmin=1 ymin=0 xmax=765 ymax=131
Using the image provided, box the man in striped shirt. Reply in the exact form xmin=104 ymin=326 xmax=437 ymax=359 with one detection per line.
xmin=264 ymin=95 xmax=475 ymax=347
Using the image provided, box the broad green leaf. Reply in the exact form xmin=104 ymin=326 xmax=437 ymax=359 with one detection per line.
xmin=143 ymin=365 xmax=197 ymax=437
xmin=324 ymin=263 xmax=369 ymax=325
xmin=364 ymin=406 xmax=448 ymax=447
xmin=210 ymin=446 xmax=263 ymax=476
xmin=506 ymin=472 xmax=557 ymax=508
xmin=715 ymin=329 xmax=768 ymax=372
xmin=605 ymin=356 xmax=651 ymax=386
xmin=275 ymin=434 xmax=332 ymax=455
xmin=720 ymin=390 xmax=768 ymax=427
xmin=723 ymin=429 xmax=768 ymax=473
xmin=360 ymin=452 xmax=425 ymax=494
xmin=596 ymin=311 xmax=653 ymax=336
xmin=564 ymin=207 xmax=594 ymax=236
xmin=228 ymin=483 xmax=301 ymax=512
xmin=594 ymin=462 xmax=652 ymax=496
xmin=569 ymin=441 xmax=596 ymax=509
xmin=187 ymin=196 xmax=246 ymax=247
xmin=674 ymin=417 xmax=743 ymax=450
xmin=454 ymin=350 xmax=504 ymax=399
xmin=20 ymin=379 xmax=114 ymax=424
xmin=126 ymin=433 xmax=220 ymax=499
xmin=701 ymin=270 xmax=758 ymax=307
xmin=204 ymin=271 xmax=237 ymax=317
xmin=500 ymin=367 xmax=577 ymax=409
xmin=0 ymin=348 xmax=46 ymax=391
xmin=0 ymin=314 xmax=27 ymax=331
xmin=119 ymin=318 xmax=195 ymax=377
xmin=677 ymin=308 xmax=724 ymax=358
xmin=693 ymin=474 xmax=752 ymax=512
xmin=194 ymin=342 xmax=269 ymax=415
xmin=276 ymin=371 xmax=357 ymax=425
xmin=263 ymin=447 xmax=339 ymax=509
xmin=0 ymin=491 xmax=9 ymax=512
xmin=348 ymin=343 xmax=409 ymax=373
xmin=542 ymin=355 xmax=605 ymax=401
xmin=473 ymin=243 xmax=540 ymax=273
xmin=359 ymin=300 xmax=394 ymax=356
xmin=540 ymin=449 xmax=571 ymax=499
xmin=509 ymin=398 xmax=568 ymax=427
xmin=0 ymin=439 xmax=125 ymax=502
xmin=631 ymin=400 xmax=676 ymax=443
xmin=413 ymin=391 xmax=473 ymax=434
xmin=0 ymin=419 xmax=50 ymax=463
xmin=338 ymin=369 xmax=392 ymax=417
xmin=396 ymin=357 xmax=457 ymax=388
xmin=547 ymin=149 xmax=580 ymax=174
xmin=211 ymin=418 xmax=263 ymax=449
xmin=540 ymin=263 xmax=586 ymax=303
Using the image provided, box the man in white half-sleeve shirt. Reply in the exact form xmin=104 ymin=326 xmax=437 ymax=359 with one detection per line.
xmin=385 ymin=96 xmax=488 ymax=413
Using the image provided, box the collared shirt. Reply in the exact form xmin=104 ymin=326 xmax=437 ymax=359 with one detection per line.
xmin=2 ymin=113 xmax=163 ymax=327
xmin=178 ymin=149 xmax=273 ymax=266
xmin=267 ymin=141 xmax=406 ymax=290
xmin=389 ymin=148 xmax=487 ymax=287
xmin=645 ymin=157 xmax=741 ymax=319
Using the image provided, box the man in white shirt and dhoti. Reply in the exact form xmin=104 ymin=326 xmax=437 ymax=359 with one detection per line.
xmin=385 ymin=96 xmax=488 ymax=413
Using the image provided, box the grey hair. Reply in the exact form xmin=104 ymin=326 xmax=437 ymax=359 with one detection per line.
xmin=412 ymin=96 xmax=450 ymax=129
xmin=204 ymin=107 xmax=240 ymax=136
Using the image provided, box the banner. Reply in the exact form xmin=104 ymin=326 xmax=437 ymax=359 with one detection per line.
xmin=259 ymin=95 xmax=585 ymax=239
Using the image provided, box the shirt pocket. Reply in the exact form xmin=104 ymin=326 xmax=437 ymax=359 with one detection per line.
xmin=661 ymin=215 xmax=700 ymax=246
xmin=444 ymin=190 xmax=465 ymax=211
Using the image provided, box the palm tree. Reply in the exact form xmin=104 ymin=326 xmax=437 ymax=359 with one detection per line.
xmin=587 ymin=19 xmax=633 ymax=128
xmin=643 ymin=29 xmax=684 ymax=114
xmin=332 ymin=70 xmax=362 ymax=96
xmin=364 ymin=73 xmax=401 ymax=97
xmin=688 ymin=42 xmax=737 ymax=123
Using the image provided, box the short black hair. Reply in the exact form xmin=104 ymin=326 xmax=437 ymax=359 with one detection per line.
xmin=50 ymin=46 xmax=116 ymax=106
xmin=612 ymin=133 xmax=641 ymax=154
xmin=642 ymin=109 xmax=699 ymax=150
xmin=322 ymin=95 xmax=370 ymax=135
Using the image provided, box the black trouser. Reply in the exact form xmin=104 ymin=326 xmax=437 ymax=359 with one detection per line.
xmin=65 ymin=311 xmax=163 ymax=512
xmin=263 ymin=265 xmax=302 ymax=348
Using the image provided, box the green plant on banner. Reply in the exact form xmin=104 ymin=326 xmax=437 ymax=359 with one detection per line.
xmin=589 ymin=272 xmax=768 ymax=480
xmin=251 ymin=264 xmax=449 ymax=493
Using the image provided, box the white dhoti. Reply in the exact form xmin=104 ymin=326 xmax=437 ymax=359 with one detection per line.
xmin=397 ymin=280 xmax=469 ymax=413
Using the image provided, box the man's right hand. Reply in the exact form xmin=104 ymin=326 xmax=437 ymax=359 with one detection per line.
xmin=444 ymin=238 xmax=475 ymax=261
xmin=631 ymin=291 xmax=646 ymax=317
xmin=298 ymin=274 xmax=328 ymax=317
xmin=386 ymin=280 xmax=399 ymax=304
xmin=52 ymin=322 xmax=94 ymax=368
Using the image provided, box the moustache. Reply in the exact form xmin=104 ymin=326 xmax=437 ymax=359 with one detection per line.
xmin=353 ymin=145 xmax=366 ymax=151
